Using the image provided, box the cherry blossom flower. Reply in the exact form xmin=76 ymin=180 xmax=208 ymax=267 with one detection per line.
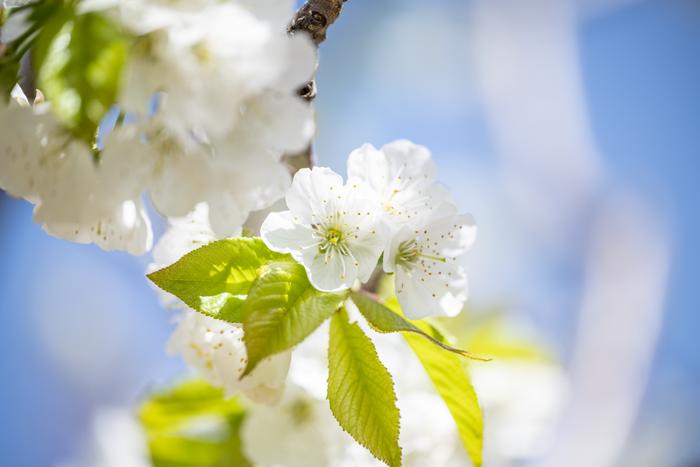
xmin=347 ymin=140 xmax=455 ymax=230
xmin=0 ymin=93 xmax=154 ymax=254
xmin=118 ymin=0 xmax=316 ymax=140
xmin=260 ymin=167 xmax=387 ymax=292
xmin=383 ymin=212 xmax=477 ymax=319
xmin=167 ymin=310 xmax=291 ymax=405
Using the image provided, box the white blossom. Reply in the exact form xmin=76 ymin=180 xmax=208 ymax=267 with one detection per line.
xmin=0 ymin=93 xmax=154 ymax=254
xmin=346 ymin=139 xmax=477 ymax=318
xmin=347 ymin=140 xmax=455 ymax=230
xmin=118 ymin=0 xmax=315 ymax=139
xmin=241 ymin=384 xmax=342 ymax=467
xmin=167 ymin=310 xmax=291 ymax=405
xmin=261 ymin=167 xmax=388 ymax=292
xmin=383 ymin=212 xmax=477 ymax=319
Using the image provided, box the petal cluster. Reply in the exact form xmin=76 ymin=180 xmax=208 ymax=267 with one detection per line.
xmin=261 ymin=141 xmax=477 ymax=318
xmin=261 ymin=167 xmax=386 ymax=292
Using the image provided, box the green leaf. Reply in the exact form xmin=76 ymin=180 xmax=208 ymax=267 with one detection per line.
xmin=350 ymin=291 xmax=489 ymax=361
xmin=35 ymin=9 xmax=128 ymax=144
xmin=0 ymin=0 xmax=66 ymax=100
xmin=401 ymin=318 xmax=484 ymax=467
xmin=139 ymin=380 xmax=252 ymax=467
xmin=147 ymin=238 xmax=287 ymax=323
xmin=241 ymin=260 xmax=346 ymax=376
xmin=328 ymin=307 xmax=402 ymax=467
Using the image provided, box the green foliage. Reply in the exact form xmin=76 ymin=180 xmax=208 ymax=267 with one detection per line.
xmin=241 ymin=259 xmax=346 ymax=376
xmin=0 ymin=0 xmax=65 ymax=98
xmin=149 ymin=240 xmax=486 ymax=466
xmin=328 ymin=308 xmax=402 ymax=467
xmin=350 ymin=291 xmax=489 ymax=361
xmin=34 ymin=8 xmax=127 ymax=144
xmin=148 ymin=237 xmax=347 ymax=376
xmin=148 ymin=238 xmax=288 ymax=323
xmin=400 ymin=315 xmax=484 ymax=467
xmin=139 ymin=380 xmax=252 ymax=467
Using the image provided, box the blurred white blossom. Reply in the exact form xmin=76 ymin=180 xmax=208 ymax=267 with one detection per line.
xmin=168 ymin=310 xmax=291 ymax=405
xmin=0 ymin=0 xmax=315 ymax=253
xmin=118 ymin=0 xmax=315 ymax=139
xmin=58 ymin=409 xmax=150 ymax=467
xmin=0 ymin=93 xmax=154 ymax=254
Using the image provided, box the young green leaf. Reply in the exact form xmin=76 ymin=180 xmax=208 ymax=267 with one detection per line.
xmin=241 ymin=260 xmax=346 ymax=376
xmin=403 ymin=320 xmax=484 ymax=467
xmin=328 ymin=308 xmax=402 ymax=467
xmin=35 ymin=9 xmax=128 ymax=144
xmin=350 ymin=291 xmax=490 ymax=361
xmin=147 ymin=238 xmax=287 ymax=323
xmin=0 ymin=0 xmax=66 ymax=99
xmin=139 ymin=380 xmax=252 ymax=467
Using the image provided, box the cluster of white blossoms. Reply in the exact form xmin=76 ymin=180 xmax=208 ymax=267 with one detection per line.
xmin=261 ymin=140 xmax=477 ymax=319
xmin=0 ymin=0 xmax=315 ymax=254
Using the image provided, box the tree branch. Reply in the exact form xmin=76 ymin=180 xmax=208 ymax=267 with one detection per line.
xmin=288 ymin=0 xmax=346 ymax=46
xmin=283 ymin=0 xmax=347 ymax=172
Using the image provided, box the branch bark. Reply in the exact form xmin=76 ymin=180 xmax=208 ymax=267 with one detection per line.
xmin=288 ymin=0 xmax=346 ymax=46
xmin=283 ymin=0 xmax=347 ymax=172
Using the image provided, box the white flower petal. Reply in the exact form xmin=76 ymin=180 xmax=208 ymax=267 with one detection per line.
xmin=261 ymin=210 xmax=317 ymax=255
xmin=43 ymin=199 xmax=154 ymax=255
xmin=381 ymin=139 xmax=435 ymax=181
xmin=303 ymin=248 xmax=357 ymax=292
xmin=168 ymin=311 xmax=290 ymax=405
xmin=347 ymin=143 xmax=388 ymax=192
xmin=396 ymin=262 xmax=467 ymax=319
xmin=424 ymin=213 xmax=478 ymax=257
xmin=285 ymin=167 xmax=344 ymax=223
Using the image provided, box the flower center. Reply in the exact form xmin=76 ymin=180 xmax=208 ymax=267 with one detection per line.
xmin=313 ymin=221 xmax=351 ymax=261
xmin=396 ymin=239 xmax=446 ymax=269
xmin=326 ymin=227 xmax=343 ymax=246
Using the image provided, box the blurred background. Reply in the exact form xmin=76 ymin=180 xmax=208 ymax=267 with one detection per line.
xmin=1 ymin=0 xmax=698 ymax=465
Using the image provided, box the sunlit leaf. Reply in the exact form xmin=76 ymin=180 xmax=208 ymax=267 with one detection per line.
xmin=328 ymin=307 xmax=402 ymax=467
xmin=147 ymin=238 xmax=287 ymax=323
xmin=0 ymin=0 xmax=66 ymax=99
xmin=350 ymin=291 xmax=489 ymax=361
xmin=241 ymin=260 xmax=346 ymax=376
xmin=35 ymin=9 xmax=128 ymax=144
xmin=390 ymin=301 xmax=483 ymax=467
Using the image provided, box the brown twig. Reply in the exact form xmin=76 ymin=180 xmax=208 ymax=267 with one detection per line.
xmin=283 ymin=0 xmax=347 ymax=172
xmin=288 ymin=0 xmax=346 ymax=46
